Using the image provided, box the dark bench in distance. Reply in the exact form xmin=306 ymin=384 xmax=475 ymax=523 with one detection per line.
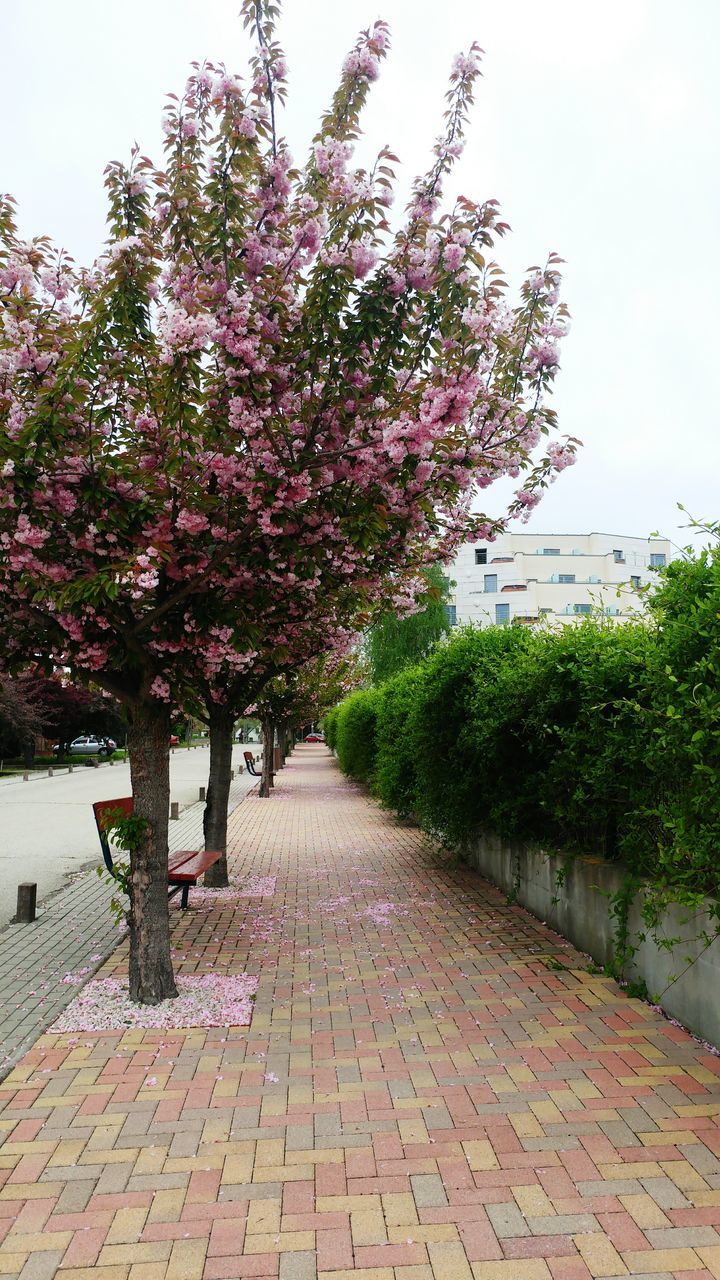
xmin=93 ymin=796 xmax=221 ymax=909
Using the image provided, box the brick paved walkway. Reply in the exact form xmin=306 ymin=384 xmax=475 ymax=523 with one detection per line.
xmin=1 ymin=748 xmax=720 ymax=1280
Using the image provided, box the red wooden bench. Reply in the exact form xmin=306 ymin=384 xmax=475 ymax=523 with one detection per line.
xmin=93 ymin=796 xmax=221 ymax=910
xmin=243 ymin=751 xmax=262 ymax=777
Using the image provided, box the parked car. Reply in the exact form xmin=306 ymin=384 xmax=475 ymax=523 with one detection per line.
xmin=53 ymin=736 xmax=116 ymax=758
xmin=304 ymin=732 xmax=325 ymax=743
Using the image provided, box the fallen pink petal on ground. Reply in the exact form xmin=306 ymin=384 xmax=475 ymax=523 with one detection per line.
xmin=52 ymin=973 xmax=258 ymax=1032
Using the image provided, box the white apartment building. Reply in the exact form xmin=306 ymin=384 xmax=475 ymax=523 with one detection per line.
xmin=449 ymin=532 xmax=673 ymax=628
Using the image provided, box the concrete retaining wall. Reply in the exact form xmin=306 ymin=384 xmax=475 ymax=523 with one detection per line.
xmin=462 ymin=830 xmax=720 ymax=1049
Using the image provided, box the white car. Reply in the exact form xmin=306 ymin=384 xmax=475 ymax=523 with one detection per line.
xmin=53 ymin=736 xmax=116 ymax=758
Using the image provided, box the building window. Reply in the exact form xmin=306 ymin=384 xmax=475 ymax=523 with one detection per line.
xmin=558 ymin=574 xmax=575 ymax=584
xmin=484 ymin=574 xmax=497 ymax=593
xmin=613 ymin=549 xmax=625 ymax=563
xmin=495 ymin=603 xmax=510 ymax=624
xmin=630 ymin=575 xmax=641 ymax=589
xmin=474 ymin=548 xmax=487 ymax=565
xmin=445 ymin=604 xmax=457 ymax=626
xmin=539 ymin=607 xmax=553 ymax=615
xmin=542 ymin=547 xmax=560 ymax=555
xmin=650 ymin=552 xmax=666 ymax=568
xmin=573 ymin=603 xmax=592 ymax=615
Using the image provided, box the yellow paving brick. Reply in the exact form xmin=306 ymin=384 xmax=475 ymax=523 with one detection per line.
xmin=98 ymin=1243 xmax=172 ymax=1266
xmin=222 ymin=1153 xmax=255 ymax=1184
xmin=85 ymin=1146 xmax=140 ymax=1166
xmin=573 ymin=1231 xmax=627 ymax=1277
xmin=427 ymin=1240 xmax=473 ymax=1280
xmin=318 ymin=1271 xmax=393 ymax=1280
xmin=389 ymin=1226 xmax=459 ymax=1245
xmin=508 ymin=1112 xmax=544 ymax=1139
xmin=285 ymin=1147 xmax=343 ymax=1165
xmin=569 ymin=1080 xmax=601 ymax=1099
xmin=128 ymin=1265 xmax=167 ymax=1280
xmin=528 ymin=1099 xmax=563 ymax=1124
xmin=288 ymin=1085 xmax=313 ymax=1105
xmin=254 ymin=1138 xmax=285 ymax=1168
xmin=0 ymin=1139 xmax=56 ymax=1156
xmin=212 ymin=1077 xmax=240 ymax=1097
xmin=317 ymin=1195 xmax=382 ymax=1213
xmin=352 ymin=1209 xmax=387 ymax=1246
xmin=165 ymin=1154 xmax=224 ymax=1173
xmin=398 ymin=1118 xmax=430 ymax=1145
xmin=618 ymin=1191 xmax=671 ymax=1228
xmin=471 ymin=1263 xmax=551 ymax=1280
xmin=244 ymin=1231 xmax=315 ymax=1253
xmin=1 ymin=1182 xmax=59 ymax=1201
xmin=382 ymin=1192 xmax=419 ymax=1227
xmin=634 ymin=1129 xmax=689 ymax=1146
xmin=166 ymin=1238 xmax=208 ymax=1279
xmin=621 ymin=1248 xmax=702 ymax=1272
xmin=512 ymin=1185 xmax=555 ymax=1217
xmin=676 ymin=1104 xmax=720 ymax=1117
xmin=0 ymin=1253 xmax=28 ymax=1273
xmin=659 ymin=1158 xmax=708 ymax=1189
xmin=131 ymin=1146 xmax=167 ymax=1176
xmin=146 ymin=1188 xmax=186 ymax=1225
xmin=697 ymin=1245 xmax=720 ymax=1278
xmin=106 ymin=1207 xmax=150 ymax=1245
xmin=462 ymin=1141 xmax=499 ymax=1172
xmin=394 ymin=1267 xmax=433 ymax=1280
xmin=507 ymin=1066 xmax=535 ymax=1084
xmin=252 ymin=1163 xmax=313 ymax=1183
xmin=60 ymin=1269 xmax=131 ymax=1280
xmin=261 ymin=1096 xmax=288 ymax=1116
xmin=486 ymin=1075 xmax=517 ymax=1095
xmin=4 ymin=1231 xmax=72 ymax=1252
xmin=246 ymin=1197 xmax=282 ymax=1236
xmin=691 ymin=1190 xmax=720 ymax=1206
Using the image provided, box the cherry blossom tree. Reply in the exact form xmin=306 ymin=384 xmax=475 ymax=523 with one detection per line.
xmin=0 ymin=0 xmax=574 ymax=1003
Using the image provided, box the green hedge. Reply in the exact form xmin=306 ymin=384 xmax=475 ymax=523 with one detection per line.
xmin=329 ymin=542 xmax=720 ymax=904
xmin=334 ymin=688 xmax=380 ymax=782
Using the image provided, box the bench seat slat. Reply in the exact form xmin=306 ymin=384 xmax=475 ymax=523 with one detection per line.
xmin=168 ymin=850 xmax=222 ymax=882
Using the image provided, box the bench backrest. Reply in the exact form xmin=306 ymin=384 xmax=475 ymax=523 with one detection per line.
xmin=93 ymin=796 xmax=133 ymax=873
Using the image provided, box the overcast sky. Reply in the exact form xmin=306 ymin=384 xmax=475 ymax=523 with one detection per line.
xmin=4 ymin=0 xmax=719 ymax=548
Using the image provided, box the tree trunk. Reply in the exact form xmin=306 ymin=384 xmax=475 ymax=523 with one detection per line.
xmin=278 ymin=719 xmax=288 ymax=767
xmin=126 ymin=700 xmax=178 ymax=1005
xmin=203 ymin=703 xmax=234 ymax=888
xmin=259 ymin=715 xmax=274 ymax=797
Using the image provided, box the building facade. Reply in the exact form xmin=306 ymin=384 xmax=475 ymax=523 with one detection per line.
xmin=449 ymin=532 xmax=673 ymax=628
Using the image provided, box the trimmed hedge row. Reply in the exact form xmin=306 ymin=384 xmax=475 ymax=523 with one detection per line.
xmin=327 ymin=547 xmax=720 ymax=903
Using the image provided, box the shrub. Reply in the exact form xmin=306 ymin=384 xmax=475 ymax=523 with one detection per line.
xmin=373 ymin=664 xmax=426 ymax=818
xmin=408 ymin=625 xmax=534 ymax=845
xmin=335 ymin=688 xmax=380 ymax=782
xmin=322 ymin=705 xmax=339 ymax=752
xmin=645 ymin=547 xmax=720 ymax=898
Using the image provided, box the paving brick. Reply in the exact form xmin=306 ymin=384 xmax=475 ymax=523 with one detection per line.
xmin=486 ymin=1203 xmax=530 ymax=1239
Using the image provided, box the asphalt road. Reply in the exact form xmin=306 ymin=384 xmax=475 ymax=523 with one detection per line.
xmin=0 ymin=743 xmax=257 ymax=924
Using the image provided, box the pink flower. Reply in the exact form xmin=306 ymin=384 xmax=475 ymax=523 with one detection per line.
xmin=175 ymin=510 xmax=210 ymax=536
xmin=150 ymin=676 xmax=171 ymax=702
